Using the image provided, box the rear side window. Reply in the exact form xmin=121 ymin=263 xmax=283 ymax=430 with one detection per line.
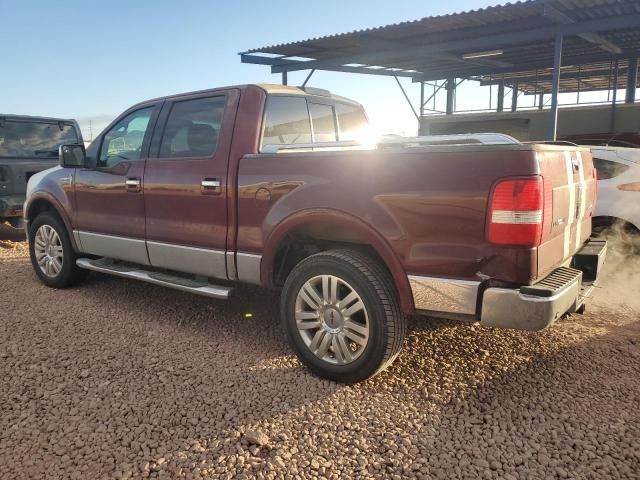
xmin=159 ymin=96 xmax=226 ymax=158
xmin=593 ymin=157 xmax=630 ymax=180
xmin=335 ymin=103 xmax=368 ymax=141
xmin=262 ymin=96 xmax=311 ymax=148
xmin=309 ymin=103 xmax=337 ymax=143
xmin=0 ymin=121 xmax=78 ymax=158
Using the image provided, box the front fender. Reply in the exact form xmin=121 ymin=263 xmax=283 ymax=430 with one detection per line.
xmin=25 ymin=167 xmax=78 ymax=251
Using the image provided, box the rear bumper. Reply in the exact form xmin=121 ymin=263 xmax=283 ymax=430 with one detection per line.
xmin=480 ymin=239 xmax=607 ymax=330
xmin=409 ymin=239 xmax=607 ymax=330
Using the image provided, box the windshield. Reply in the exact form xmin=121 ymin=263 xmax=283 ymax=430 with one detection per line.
xmin=0 ymin=120 xmax=79 ymax=158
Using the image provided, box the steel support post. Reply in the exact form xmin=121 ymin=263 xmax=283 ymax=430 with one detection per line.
xmin=497 ymin=81 xmax=505 ymax=112
xmin=282 ymin=71 xmax=288 ymax=85
xmin=626 ymin=57 xmax=638 ymax=103
xmin=446 ymin=78 xmax=455 ymax=115
xmin=547 ymin=34 xmax=563 ymax=141
xmin=511 ymin=82 xmax=518 ymax=112
xmin=419 ymin=81 xmax=425 ymax=135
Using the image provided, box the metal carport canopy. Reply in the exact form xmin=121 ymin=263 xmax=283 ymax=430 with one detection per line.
xmin=240 ymin=0 xmax=640 ymax=140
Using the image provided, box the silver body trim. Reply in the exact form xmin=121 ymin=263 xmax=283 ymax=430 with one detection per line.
xmin=226 ymin=251 xmax=237 ymax=281
xmin=408 ymin=275 xmax=480 ymax=315
xmin=76 ymin=231 xmax=150 ymax=265
xmin=146 ymin=241 xmax=227 ymax=279
xmin=72 ymin=230 xmax=83 ymax=250
xmin=236 ymin=252 xmax=262 ymax=285
xmin=76 ymin=258 xmax=232 ymax=300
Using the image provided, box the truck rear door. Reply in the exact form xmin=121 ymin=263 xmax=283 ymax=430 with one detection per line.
xmin=536 ymin=148 xmax=596 ymax=279
xmin=143 ymin=89 xmax=240 ymax=279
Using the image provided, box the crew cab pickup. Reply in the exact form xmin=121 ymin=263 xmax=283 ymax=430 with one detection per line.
xmin=24 ymin=84 xmax=606 ymax=383
xmin=1 ymin=115 xmax=82 ymax=237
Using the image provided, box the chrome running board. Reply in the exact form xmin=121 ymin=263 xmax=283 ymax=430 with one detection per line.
xmin=76 ymin=258 xmax=232 ymax=300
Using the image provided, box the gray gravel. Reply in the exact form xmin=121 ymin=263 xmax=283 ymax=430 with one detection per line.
xmin=1 ymin=239 xmax=639 ymax=479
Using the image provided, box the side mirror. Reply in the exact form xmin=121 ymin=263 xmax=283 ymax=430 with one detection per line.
xmin=59 ymin=144 xmax=86 ymax=168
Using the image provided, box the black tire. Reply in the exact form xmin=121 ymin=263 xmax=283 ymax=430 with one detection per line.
xmin=281 ymin=248 xmax=407 ymax=383
xmin=28 ymin=212 xmax=88 ymax=288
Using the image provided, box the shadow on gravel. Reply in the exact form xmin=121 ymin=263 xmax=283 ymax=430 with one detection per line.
xmin=1 ymin=256 xmax=639 ymax=478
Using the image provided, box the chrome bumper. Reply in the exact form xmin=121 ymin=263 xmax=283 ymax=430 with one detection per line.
xmin=480 ymin=240 xmax=607 ymax=330
xmin=410 ymin=239 xmax=607 ymax=331
xmin=480 ymin=273 xmax=582 ymax=330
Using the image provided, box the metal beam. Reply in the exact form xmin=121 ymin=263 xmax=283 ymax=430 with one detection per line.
xmin=240 ymin=53 xmax=420 ymax=79
xmin=626 ymin=57 xmax=638 ymax=103
xmin=414 ymin=49 xmax=638 ymax=82
xmin=548 ymin=34 xmax=563 ymax=141
xmin=511 ymin=82 xmax=519 ymax=112
xmin=543 ymin=2 xmax=623 ymax=55
xmin=301 ymin=69 xmax=316 ymax=87
xmin=394 ymin=75 xmax=420 ymax=121
xmin=266 ymin=14 xmax=640 ymax=74
xmin=282 ymin=71 xmax=288 ymax=85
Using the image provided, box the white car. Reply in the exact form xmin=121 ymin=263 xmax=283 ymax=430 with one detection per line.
xmin=590 ymin=146 xmax=640 ymax=251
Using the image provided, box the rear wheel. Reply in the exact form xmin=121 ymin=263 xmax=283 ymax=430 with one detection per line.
xmin=29 ymin=212 xmax=87 ymax=288
xmin=281 ymin=248 xmax=406 ymax=383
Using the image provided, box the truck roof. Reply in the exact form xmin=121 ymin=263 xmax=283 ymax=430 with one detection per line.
xmin=131 ymin=84 xmax=363 ymax=110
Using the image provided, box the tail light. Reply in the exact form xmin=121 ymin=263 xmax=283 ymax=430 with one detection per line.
xmin=487 ymin=176 xmax=544 ymax=247
xmin=617 ymin=182 xmax=640 ymax=192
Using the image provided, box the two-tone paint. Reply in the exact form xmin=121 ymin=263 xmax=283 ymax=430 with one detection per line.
xmin=24 ymin=84 xmax=596 ymax=318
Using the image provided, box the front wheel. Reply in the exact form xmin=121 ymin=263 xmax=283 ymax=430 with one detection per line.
xmin=29 ymin=212 xmax=87 ymax=288
xmin=281 ymin=249 xmax=406 ymax=383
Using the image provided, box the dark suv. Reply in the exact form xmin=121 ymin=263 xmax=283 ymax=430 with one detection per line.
xmin=0 ymin=115 xmax=83 ymax=237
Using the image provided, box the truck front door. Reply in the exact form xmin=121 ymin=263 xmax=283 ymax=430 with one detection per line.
xmin=74 ymin=103 xmax=161 ymax=264
xmin=142 ymin=89 xmax=239 ymax=279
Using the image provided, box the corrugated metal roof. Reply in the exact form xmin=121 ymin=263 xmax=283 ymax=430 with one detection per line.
xmin=246 ymin=1 xmax=546 ymax=54
xmin=242 ymin=0 xmax=640 ymax=91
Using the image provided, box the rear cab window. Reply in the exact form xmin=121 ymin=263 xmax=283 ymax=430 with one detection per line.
xmin=309 ymin=103 xmax=337 ymax=143
xmin=261 ymin=94 xmax=369 ymax=151
xmin=335 ymin=103 xmax=368 ymax=141
xmin=262 ymin=96 xmax=312 ymax=148
xmin=0 ymin=120 xmax=79 ymax=158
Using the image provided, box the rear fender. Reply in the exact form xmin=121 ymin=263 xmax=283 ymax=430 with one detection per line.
xmin=262 ymin=209 xmax=415 ymax=314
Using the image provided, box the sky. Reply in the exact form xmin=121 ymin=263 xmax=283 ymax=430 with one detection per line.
xmin=1 ymin=0 xmax=618 ymax=142
xmin=1 ymin=0 xmax=508 ymax=140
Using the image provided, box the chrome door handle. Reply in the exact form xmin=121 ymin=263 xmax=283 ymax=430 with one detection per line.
xmin=125 ymin=177 xmax=141 ymax=192
xmin=201 ymin=179 xmax=220 ymax=188
xmin=201 ymin=178 xmax=221 ymax=195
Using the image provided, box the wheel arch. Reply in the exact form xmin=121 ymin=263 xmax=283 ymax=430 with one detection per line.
xmin=25 ymin=194 xmax=79 ymax=252
xmin=262 ymin=209 xmax=415 ymax=314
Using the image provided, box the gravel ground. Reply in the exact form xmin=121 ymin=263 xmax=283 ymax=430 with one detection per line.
xmin=1 ymin=239 xmax=639 ymax=479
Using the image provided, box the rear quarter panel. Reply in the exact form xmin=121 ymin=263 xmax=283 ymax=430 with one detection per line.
xmin=236 ymin=145 xmax=545 ymax=286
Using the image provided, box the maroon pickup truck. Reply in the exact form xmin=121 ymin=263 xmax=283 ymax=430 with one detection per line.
xmin=25 ymin=84 xmax=606 ymax=383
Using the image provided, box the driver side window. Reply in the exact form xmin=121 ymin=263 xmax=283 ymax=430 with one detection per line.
xmin=99 ymin=107 xmax=153 ymax=167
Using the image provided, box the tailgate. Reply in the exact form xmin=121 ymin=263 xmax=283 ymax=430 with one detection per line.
xmin=537 ymin=148 xmax=596 ymax=280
